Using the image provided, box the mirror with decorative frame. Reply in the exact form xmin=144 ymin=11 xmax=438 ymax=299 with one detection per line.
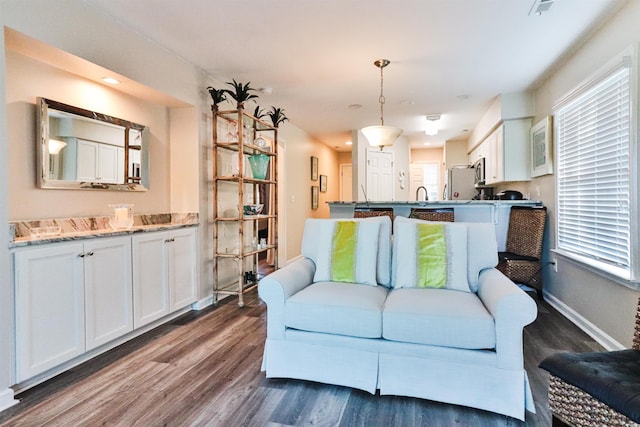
xmin=37 ymin=97 xmax=150 ymax=191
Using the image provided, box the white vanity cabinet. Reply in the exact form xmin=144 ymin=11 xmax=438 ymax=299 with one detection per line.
xmin=76 ymin=139 xmax=124 ymax=184
xmin=132 ymin=227 xmax=197 ymax=328
xmin=14 ymin=235 xmax=132 ymax=381
xmin=84 ymin=237 xmax=133 ymax=351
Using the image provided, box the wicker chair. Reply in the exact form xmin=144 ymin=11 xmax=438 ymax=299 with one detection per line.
xmin=497 ymin=206 xmax=547 ymax=297
xmin=353 ymin=208 xmax=394 ymax=222
xmin=539 ymin=298 xmax=640 ymax=426
xmin=408 ymin=208 xmax=454 ymax=222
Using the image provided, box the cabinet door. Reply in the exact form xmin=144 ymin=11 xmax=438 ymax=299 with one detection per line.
xmin=84 ymin=236 xmax=133 ymax=350
xmin=132 ymin=232 xmax=170 ymax=328
xmin=76 ymin=140 xmax=98 ymax=181
xmin=15 ymin=243 xmax=85 ymax=381
xmin=169 ymin=228 xmax=197 ymax=311
xmin=96 ymin=144 xmax=120 ymax=184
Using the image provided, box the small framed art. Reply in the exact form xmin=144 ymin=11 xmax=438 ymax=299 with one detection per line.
xmin=319 ymin=175 xmax=327 ymax=193
xmin=530 ymin=116 xmax=553 ymax=178
xmin=311 ymin=156 xmax=318 ymax=181
xmin=311 ymin=185 xmax=319 ymax=210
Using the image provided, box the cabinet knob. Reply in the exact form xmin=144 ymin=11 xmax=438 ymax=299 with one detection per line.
xmin=164 ymin=238 xmax=175 ymax=243
xmin=87 ymin=251 xmax=94 ymax=256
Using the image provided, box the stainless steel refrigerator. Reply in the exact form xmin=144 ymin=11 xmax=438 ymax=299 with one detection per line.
xmin=445 ymin=166 xmax=476 ymax=200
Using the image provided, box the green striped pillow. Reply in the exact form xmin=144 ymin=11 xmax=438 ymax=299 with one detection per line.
xmin=313 ymin=220 xmax=380 ymax=286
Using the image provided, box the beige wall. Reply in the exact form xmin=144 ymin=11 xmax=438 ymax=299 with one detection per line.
xmin=523 ymin=1 xmax=640 ymax=348
xmin=279 ymin=125 xmax=338 ymax=260
xmin=5 ymin=50 xmax=176 ymax=220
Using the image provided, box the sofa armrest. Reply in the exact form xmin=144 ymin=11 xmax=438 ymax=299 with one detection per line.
xmin=476 ymin=268 xmax=538 ymax=370
xmin=258 ymin=257 xmax=316 ymax=339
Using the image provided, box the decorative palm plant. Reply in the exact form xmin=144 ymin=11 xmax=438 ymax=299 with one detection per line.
xmin=253 ymin=106 xmax=267 ymax=120
xmin=206 ymin=86 xmax=227 ymax=110
xmin=224 ymin=79 xmax=259 ymax=107
xmin=268 ymin=106 xmax=288 ymax=128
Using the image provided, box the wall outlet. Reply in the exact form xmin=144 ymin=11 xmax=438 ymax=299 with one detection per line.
xmin=552 ymin=258 xmax=558 ymax=273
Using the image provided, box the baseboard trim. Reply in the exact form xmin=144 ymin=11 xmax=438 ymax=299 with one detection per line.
xmin=543 ymin=291 xmax=625 ymax=351
xmin=191 ymin=294 xmax=214 ymax=310
xmin=0 ymin=388 xmax=18 ymax=413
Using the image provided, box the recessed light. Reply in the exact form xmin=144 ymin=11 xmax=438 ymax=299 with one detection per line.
xmin=424 ymin=142 xmax=432 ymax=146
xmin=456 ymin=94 xmax=471 ymax=100
xmin=400 ymin=100 xmax=415 ymax=105
xmin=348 ymin=104 xmax=362 ymax=110
xmin=102 ymin=77 xmax=120 ymax=85
xmin=345 ymin=141 xmax=352 ymax=145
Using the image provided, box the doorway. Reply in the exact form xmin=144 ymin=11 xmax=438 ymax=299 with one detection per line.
xmin=340 ymin=163 xmax=352 ymax=201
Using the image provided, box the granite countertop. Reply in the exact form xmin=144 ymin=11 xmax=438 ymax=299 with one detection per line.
xmin=9 ymin=213 xmax=198 ymax=248
xmin=328 ymin=200 xmax=542 ymax=205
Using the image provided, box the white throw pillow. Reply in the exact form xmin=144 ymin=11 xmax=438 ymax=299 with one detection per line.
xmin=392 ymin=216 xmax=470 ymax=292
xmin=313 ymin=220 xmax=380 ymax=286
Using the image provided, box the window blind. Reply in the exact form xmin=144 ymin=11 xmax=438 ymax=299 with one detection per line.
xmin=555 ymin=64 xmax=631 ymax=275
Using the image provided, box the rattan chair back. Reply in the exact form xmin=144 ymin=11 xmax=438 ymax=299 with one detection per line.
xmin=353 ymin=208 xmax=394 ymax=221
xmin=505 ymin=206 xmax=547 ymax=259
xmin=409 ymin=208 xmax=454 ymax=222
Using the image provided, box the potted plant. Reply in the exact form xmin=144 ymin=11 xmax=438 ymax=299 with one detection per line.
xmin=224 ymin=79 xmax=259 ymax=108
xmin=206 ymin=86 xmax=227 ymax=111
xmin=253 ymin=106 xmax=267 ymax=120
xmin=267 ymin=106 xmax=288 ymax=128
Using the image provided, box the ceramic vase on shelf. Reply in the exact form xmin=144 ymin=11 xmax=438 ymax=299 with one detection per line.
xmin=248 ymin=154 xmax=269 ymax=180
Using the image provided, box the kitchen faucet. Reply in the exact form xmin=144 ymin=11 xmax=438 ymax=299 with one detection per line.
xmin=416 ymin=186 xmax=428 ymax=201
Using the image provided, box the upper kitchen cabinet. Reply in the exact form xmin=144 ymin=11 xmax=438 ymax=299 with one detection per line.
xmin=483 ymin=119 xmax=532 ymax=185
xmin=468 ymin=92 xmax=534 ymax=185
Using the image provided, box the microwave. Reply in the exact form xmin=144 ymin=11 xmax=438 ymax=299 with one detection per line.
xmin=473 ymin=157 xmax=486 ymax=186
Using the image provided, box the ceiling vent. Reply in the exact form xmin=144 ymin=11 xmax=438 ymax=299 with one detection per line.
xmin=529 ymin=0 xmax=554 ymax=16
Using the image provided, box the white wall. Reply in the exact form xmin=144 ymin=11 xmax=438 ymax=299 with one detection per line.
xmin=0 ymin=3 xmax=19 ymax=411
xmin=527 ymin=0 xmax=640 ymax=348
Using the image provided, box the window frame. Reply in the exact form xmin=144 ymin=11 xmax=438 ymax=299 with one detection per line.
xmin=553 ymin=45 xmax=640 ymax=288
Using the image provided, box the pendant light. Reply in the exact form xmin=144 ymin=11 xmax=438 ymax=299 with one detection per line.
xmin=361 ymin=59 xmax=403 ymax=150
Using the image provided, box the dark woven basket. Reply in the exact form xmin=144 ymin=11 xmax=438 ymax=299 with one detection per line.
xmin=409 ymin=208 xmax=454 ymax=222
xmin=505 ymin=207 xmax=547 ymax=258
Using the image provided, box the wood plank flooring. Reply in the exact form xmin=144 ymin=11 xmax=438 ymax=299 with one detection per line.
xmin=0 ymin=288 xmax=603 ymax=427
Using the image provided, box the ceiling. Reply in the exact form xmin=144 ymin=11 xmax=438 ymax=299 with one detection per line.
xmin=85 ymin=0 xmax=626 ymax=152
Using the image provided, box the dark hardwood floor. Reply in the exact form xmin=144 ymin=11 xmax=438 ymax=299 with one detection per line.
xmin=0 ymin=284 xmax=603 ymax=427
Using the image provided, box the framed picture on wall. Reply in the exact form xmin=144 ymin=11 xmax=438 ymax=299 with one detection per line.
xmin=320 ymin=175 xmax=327 ymax=193
xmin=531 ymin=116 xmax=553 ymax=178
xmin=311 ymin=156 xmax=318 ymax=181
xmin=311 ymin=185 xmax=319 ymax=209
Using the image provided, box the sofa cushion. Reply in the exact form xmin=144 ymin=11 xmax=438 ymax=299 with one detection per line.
xmin=312 ymin=220 xmax=380 ymax=286
xmin=392 ymin=216 xmax=470 ymax=292
xmin=285 ymin=281 xmax=389 ymax=338
xmin=302 ymin=216 xmax=392 ymax=287
xmin=382 ymin=288 xmax=496 ymax=349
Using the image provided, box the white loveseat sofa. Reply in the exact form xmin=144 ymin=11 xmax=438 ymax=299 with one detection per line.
xmin=258 ymin=216 xmax=537 ymax=420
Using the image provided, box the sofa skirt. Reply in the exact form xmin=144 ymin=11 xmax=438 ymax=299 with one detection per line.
xmin=262 ymin=338 xmax=534 ymax=421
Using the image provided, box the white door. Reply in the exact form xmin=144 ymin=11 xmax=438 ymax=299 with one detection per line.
xmin=410 ymin=163 xmax=441 ymax=201
xmin=132 ymin=232 xmax=170 ymax=328
xmin=97 ymin=144 xmax=120 ymax=183
xmin=15 ymin=243 xmax=85 ymax=381
xmin=84 ymin=236 xmax=133 ymax=350
xmin=340 ymin=163 xmax=352 ymax=201
xmin=169 ymin=228 xmax=197 ymax=311
xmin=366 ymin=150 xmax=393 ymax=200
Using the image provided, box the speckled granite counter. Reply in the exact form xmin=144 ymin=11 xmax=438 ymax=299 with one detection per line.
xmin=9 ymin=213 xmax=198 ymax=248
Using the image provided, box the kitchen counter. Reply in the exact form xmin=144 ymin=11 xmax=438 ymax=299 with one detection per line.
xmin=328 ymin=200 xmax=543 ymax=251
xmin=9 ymin=212 xmax=198 ymax=248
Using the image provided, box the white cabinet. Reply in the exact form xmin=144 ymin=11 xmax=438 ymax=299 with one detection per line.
xmin=84 ymin=237 xmax=133 ymax=350
xmin=77 ymin=139 xmax=124 ymax=183
xmin=132 ymin=228 xmax=197 ymax=328
xmin=14 ymin=236 xmax=132 ymax=381
xmin=15 ymin=243 xmax=85 ymax=382
xmin=474 ymin=118 xmax=531 ymax=185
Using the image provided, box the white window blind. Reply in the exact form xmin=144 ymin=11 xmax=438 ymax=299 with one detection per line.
xmin=555 ymin=62 xmax=632 ymax=278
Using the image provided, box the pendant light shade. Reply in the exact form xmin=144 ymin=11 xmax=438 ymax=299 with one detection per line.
xmin=361 ymin=125 xmax=403 ymax=148
xmin=361 ymin=59 xmax=403 ymax=150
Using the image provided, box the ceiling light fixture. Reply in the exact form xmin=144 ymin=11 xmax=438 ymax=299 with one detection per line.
xmin=425 ymin=114 xmax=441 ymax=136
xmin=361 ymin=59 xmax=402 ymax=151
xmin=528 ymin=0 xmax=554 ymax=16
xmin=102 ymin=77 xmax=120 ymax=85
